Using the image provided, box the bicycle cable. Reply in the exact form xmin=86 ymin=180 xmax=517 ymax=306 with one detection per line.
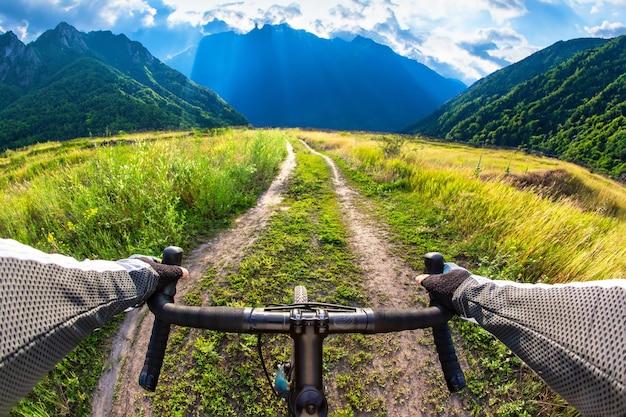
xmin=257 ymin=334 xmax=280 ymax=398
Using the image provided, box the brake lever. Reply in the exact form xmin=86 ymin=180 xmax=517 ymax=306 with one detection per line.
xmin=424 ymin=252 xmax=466 ymax=392
xmin=139 ymin=246 xmax=183 ymax=391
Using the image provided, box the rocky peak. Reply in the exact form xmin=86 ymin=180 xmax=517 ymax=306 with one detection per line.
xmin=1 ymin=31 xmax=24 ymax=57
xmin=0 ymin=31 xmax=40 ymax=86
xmin=87 ymin=30 xmax=155 ymax=66
xmin=36 ymin=22 xmax=88 ymax=53
xmin=1 ymin=23 xmax=164 ymax=90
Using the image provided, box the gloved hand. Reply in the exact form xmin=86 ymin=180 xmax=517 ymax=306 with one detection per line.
xmin=135 ymin=256 xmax=189 ymax=290
xmin=416 ymin=264 xmax=471 ymax=314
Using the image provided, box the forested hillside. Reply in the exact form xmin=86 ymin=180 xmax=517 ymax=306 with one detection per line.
xmin=0 ymin=23 xmax=247 ymax=150
xmin=407 ymin=36 xmax=625 ymax=178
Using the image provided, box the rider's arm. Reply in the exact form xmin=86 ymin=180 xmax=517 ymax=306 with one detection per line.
xmin=0 ymin=239 xmax=184 ymax=416
xmin=428 ymin=269 xmax=626 ymax=417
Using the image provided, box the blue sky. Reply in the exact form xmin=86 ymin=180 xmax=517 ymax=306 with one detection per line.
xmin=1 ymin=0 xmax=625 ymax=83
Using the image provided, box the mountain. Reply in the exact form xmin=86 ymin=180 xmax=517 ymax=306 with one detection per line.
xmin=190 ymin=24 xmax=465 ymax=132
xmin=406 ymin=36 xmax=625 ymax=178
xmin=0 ymin=23 xmax=248 ymax=150
xmin=406 ymin=38 xmax=609 ymax=135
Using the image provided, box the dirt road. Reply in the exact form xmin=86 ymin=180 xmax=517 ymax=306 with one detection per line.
xmin=92 ymin=142 xmax=296 ymax=417
xmin=301 ymin=140 xmax=467 ymax=416
xmin=94 ymin=139 xmax=466 ymax=416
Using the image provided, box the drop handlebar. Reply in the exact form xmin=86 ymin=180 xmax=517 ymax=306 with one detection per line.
xmin=139 ymin=247 xmax=466 ymax=408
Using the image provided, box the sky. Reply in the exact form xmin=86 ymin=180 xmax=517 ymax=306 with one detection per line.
xmin=1 ymin=0 xmax=625 ymax=84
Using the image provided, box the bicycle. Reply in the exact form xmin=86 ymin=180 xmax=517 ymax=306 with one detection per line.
xmin=139 ymin=247 xmax=465 ymax=417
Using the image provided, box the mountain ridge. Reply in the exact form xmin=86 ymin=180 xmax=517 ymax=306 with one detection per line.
xmin=190 ymin=23 xmax=465 ymax=132
xmin=0 ymin=23 xmax=247 ymax=149
xmin=406 ymin=36 xmax=625 ymax=178
xmin=406 ymin=37 xmax=609 ymax=135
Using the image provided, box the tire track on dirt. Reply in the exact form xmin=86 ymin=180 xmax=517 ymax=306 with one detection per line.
xmin=92 ymin=142 xmax=296 ymax=417
xmin=301 ymin=140 xmax=468 ymax=417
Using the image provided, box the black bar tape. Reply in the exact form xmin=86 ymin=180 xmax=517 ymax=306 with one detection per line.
xmin=432 ymin=321 xmax=465 ymax=392
xmin=367 ymin=307 xmax=450 ymax=333
xmin=139 ymin=316 xmax=171 ymax=391
xmin=423 ymin=252 xmax=465 ymax=392
xmin=156 ymin=302 xmax=251 ymax=332
xmin=138 ymin=246 xmax=182 ymax=391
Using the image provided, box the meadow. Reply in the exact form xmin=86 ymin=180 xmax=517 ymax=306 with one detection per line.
xmin=300 ymin=130 xmax=625 ymax=284
xmin=0 ymin=129 xmax=287 ymax=260
xmin=3 ymin=128 xmax=624 ymax=416
xmin=2 ymin=128 xmax=288 ymax=416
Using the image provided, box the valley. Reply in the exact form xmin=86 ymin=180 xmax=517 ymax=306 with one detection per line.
xmin=4 ymin=129 xmax=624 ymax=416
xmin=1 ymin=19 xmax=624 ymax=417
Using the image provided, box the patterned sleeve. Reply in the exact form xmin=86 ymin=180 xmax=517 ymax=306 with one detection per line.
xmin=453 ymin=275 xmax=626 ymax=417
xmin=0 ymin=239 xmax=160 ymax=416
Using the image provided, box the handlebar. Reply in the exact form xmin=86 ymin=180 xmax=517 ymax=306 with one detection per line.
xmin=138 ymin=246 xmax=182 ymax=391
xmin=139 ymin=247 xmax=465 ymax=414
xmin=146 ymin=289 xmax=454 ymax=334
xmin=424 ymin=252 xmax=466 ymax=392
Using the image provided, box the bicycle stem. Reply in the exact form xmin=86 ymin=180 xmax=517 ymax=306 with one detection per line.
xmin=290 ymin=308 xmax=329 ymax=416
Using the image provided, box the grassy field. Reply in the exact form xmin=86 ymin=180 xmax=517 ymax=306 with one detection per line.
xmin=3 ymin=128 xmax=624 ymax=416
xmin=299 ymin=130 xmax=626 ymax=284
xmin=297 ymin=129 xmax=626 ymax=416
xmin=3 ymin=128 xmax=288 ymax=416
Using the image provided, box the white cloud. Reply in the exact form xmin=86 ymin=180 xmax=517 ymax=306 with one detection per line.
xmin=1 ymin=0 xmax=623 ymax=82
xmin=0 ymin=19 xmax=29 ymax=39
xmin=96 ymin=0 xmax=157 ymax=27
xmin=0 ymin=0 xmax=157 ymax=40
xmin=419 ymin=30 xmax=501 ymax=81
xmin=482 ymin=0 xmax=528 ymax=23
xmin=413 ymin=26 xmax=533 ymax=82
xmin=261 ymin=3 xmax=302 ymax=25
xmin=564 ymin=0 xmax=626 ymax=15
xmin=585 ymin=20 xmax=626 ymax=37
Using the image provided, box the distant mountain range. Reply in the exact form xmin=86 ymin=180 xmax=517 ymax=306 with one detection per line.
xmin=406 ymin=36 xmax=626 ymax=178
xmin=1 ymin=23 xmax=623 ymax=178
xmin=0 ymin=22 xmax=247 ymax=149
xmin=190 ymin=24 xmax=465 ymax=132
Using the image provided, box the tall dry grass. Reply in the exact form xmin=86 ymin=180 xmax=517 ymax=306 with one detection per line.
xmin=298 ymin=129 xmax=626 ymax=283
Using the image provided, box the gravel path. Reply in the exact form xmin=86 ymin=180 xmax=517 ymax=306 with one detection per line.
xmin=92 ymin=142 xmax=296 ymax=417
xmin=94 ymin=139 xmax=467 ymax=416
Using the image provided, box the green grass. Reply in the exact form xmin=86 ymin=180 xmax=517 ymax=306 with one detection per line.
xmin=5 ymin=128 xmax=624 ymax=416
xmin=299 ymin=129 xmax=626 ymax=415
xmin=4 ymin=128 xmax=287 ymax=416
xmin=0 ymin=129 xmax=287 ymax=259
xmin=153 ymin=140 xmax=379 ymax=416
